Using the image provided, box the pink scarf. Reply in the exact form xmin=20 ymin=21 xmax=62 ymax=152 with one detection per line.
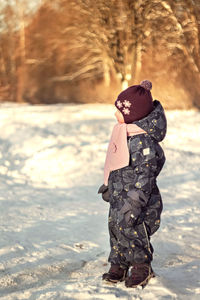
xmin=104 ymin=123 xmax=146 ymax=185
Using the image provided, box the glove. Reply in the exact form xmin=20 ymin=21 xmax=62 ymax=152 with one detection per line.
xmin=98 ymin=184 xmax=110 ymax=202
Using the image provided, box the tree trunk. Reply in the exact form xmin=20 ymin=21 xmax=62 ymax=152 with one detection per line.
xmin=16 ymin=0 xmax=26 ymax=103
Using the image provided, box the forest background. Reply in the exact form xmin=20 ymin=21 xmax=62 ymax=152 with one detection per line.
xmin=0 ymin=0 xmax=200 ymax=109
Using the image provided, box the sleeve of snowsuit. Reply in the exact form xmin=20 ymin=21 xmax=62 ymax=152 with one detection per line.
xmin=126 ymin=139 xmax=157 ymax=221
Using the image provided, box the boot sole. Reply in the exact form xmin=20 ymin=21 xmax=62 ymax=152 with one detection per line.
xmin=103 ymin=277 xmax=125 ymax=284
xmin=125 ymin=271 xmax=155 ymax=288
xmin=102 ymin=270 xmax=128 ymax=284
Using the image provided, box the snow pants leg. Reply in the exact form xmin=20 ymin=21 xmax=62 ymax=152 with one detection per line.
xmin=108 ymin=185 xmax=163 ymax=269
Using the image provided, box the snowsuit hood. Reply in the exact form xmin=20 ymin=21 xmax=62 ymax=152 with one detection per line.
xmin=133 ymin=100 xmax=167 ymax=142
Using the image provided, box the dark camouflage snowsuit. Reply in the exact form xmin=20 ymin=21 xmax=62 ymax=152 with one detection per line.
xmin=107 ymin=100 xmax=167 ymax=269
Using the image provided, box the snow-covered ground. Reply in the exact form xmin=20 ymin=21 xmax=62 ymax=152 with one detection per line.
xmin=0 ymin=102 xmax=200 ymax=300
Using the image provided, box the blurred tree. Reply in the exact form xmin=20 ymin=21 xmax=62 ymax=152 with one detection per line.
xmin=0 ymin=1 xmax=16 ymax=101
xmin=0 ymin=0 xmax=42 ymax=102
xmin=0 ymin=0 xmax=200 ymax=108
xmin=16 ymin=0 xmax=26 ymax=102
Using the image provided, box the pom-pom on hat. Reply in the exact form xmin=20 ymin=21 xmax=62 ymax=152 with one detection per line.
xmin=115 ymin=80 xmax=153 ymax=123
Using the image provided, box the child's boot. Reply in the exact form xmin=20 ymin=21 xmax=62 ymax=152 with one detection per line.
xmin=102 ymin=264 xmax=128 ymax=283
xmin=125 ymin=263 xmax=155 ymax=288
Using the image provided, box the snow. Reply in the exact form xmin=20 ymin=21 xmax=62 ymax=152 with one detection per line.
xmin=0 ymin=102 xmax=200 ymax=299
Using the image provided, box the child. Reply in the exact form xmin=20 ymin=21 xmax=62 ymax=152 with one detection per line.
xmin=98 ymin=80 xmax=167 ymax=288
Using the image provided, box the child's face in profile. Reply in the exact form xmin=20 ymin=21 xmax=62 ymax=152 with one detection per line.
xmin=115 ymin=109 xmax=124 ymax=123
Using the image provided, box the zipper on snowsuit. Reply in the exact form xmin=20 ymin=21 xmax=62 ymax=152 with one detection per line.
xmin=143 ymin=222 xmax=152 ymax=255
xmin=127 ymin=137 xmax=131 ymax=165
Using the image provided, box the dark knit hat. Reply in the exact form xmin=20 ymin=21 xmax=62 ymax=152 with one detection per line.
xmin=115 ymin=80 xmax=153 ymax=123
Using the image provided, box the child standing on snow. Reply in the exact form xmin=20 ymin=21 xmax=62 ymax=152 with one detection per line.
xmin=98 ymin=80 xmax=167 ymax=288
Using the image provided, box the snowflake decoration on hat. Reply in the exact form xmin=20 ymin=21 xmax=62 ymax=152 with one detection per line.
xmin=116 ymin=100 xmax=123 ymax=108
xmin=122 ymin=107 xmax=130 ymax=115
xmin=123 ymin=100 xmax=131 ymax=108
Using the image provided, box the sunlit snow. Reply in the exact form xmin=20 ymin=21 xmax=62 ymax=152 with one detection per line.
xmin=0 ymin=102 xmax=200 ymax=299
